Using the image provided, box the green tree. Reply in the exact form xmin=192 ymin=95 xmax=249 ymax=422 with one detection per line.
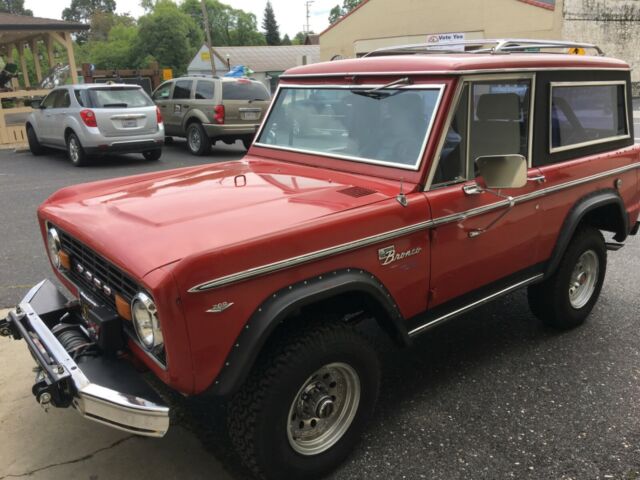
xmin=88 ymin=12 xmax=135 ymax=42
xmin=62 ymin=0 xmax=117 ymax=43
xmin=292 ymin=31 xmax=311 ymax=45
xmin=0 ymin=0 xmax=32 ymax=15
xmin=328 ymin=0 xmax=363 ymax=24
xmin=262 ymin=1 xmax=280 ymax=46
xmin=134 ymin=0 xmax=203 ymax=74
xmin=180 ymin=0 xmax=265 ymax=47
xmin=281 ymin=34 xmax=291 ymax=45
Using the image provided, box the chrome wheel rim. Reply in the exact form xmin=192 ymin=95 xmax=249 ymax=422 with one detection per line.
xmin=569 ymin=250 xmax=599 ymax=309
xmin=69 ymin=137 xmax=79 ymax=163
xmin=287 ymin=362 xmax=361 ymax=456
xmin=188 ymin=127 xmax=201 ymax=152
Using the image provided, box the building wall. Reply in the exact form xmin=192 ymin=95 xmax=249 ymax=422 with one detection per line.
xmin=562 ymin=0 xmax=640 ymax=92
xmin=320 ymin=0 xmax=563 ymax=60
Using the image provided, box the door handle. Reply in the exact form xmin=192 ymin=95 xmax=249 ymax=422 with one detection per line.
xmin=527 ymin=174 xmax=546 ymax=184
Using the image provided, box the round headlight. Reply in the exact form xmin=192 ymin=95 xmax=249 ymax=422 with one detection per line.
xmin=47 ymin=228 xmax=61 ymax=269
xmin=131 ymin=292 xmax=163 ymax=349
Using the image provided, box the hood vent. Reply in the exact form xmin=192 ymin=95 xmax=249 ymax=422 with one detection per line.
xmin=338 ymin=186 xmax=377 ymax=198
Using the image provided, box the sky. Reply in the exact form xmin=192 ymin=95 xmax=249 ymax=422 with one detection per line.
xmin=24 ymin=0 xmax=334 ymax=37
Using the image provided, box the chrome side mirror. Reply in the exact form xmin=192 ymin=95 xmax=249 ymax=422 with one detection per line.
xmin=476 ymin=154 xmax=527 ymax=190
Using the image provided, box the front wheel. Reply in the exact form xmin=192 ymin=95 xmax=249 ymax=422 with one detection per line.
xmin=186 ymin=122 xmax=211 ymax=156
xmin=143 ymin=149 xmax=162 ymax=161
xmin=27 ymin=126 xmax=45 ymax=155
xmin=228 ymin=320 xmax=380 ymax=480
xmin=528 ymin=226 xmax=606 ymax=329
xmin=66 ymin=132 xmax=88 ymax=167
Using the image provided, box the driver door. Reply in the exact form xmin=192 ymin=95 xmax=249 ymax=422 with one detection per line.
xmin=426 ymin=75 xmax=546 ymax=308
xmin=35 ymin=90 xmax=60 ymax=143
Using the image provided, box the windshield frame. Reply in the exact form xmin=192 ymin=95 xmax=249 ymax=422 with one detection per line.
xmin=253 ymin=83 xmax=446 ymax=171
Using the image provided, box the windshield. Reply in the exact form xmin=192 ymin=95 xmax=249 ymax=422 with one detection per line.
xmin=256 ymin=86 xmax=443 ymax=169
xmin=86 ymin=87 xmax=153 ymax=108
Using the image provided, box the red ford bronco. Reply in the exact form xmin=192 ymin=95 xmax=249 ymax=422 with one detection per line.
xmin=2 ymin=39 xmax=640 ymax=479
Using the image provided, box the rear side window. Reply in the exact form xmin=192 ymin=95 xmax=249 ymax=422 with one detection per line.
xmin=87 ymin=88 xmax=153 ymax=108
xmin=173 ymin=80 xmax=193 ymax=100
xmin=195 ymin=80 xmax=215 ymax=100
xmin=550 ymin=82 xmax=628 ymax=153
xmin=223 ymin=81 xmax=270 ymax=101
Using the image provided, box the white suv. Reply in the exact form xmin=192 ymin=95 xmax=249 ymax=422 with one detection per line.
xmin=26 ymin=84 xmax=164 ymax=166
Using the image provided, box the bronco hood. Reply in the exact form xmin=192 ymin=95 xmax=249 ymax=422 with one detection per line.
xmin=39 ymin=157 xmax=403 ymax=278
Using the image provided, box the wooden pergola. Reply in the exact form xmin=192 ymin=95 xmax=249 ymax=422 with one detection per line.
xmin=0 ymin=13 xmax=88 ymax=148
xmin=0 ymin=12 xmax=88 ymax=87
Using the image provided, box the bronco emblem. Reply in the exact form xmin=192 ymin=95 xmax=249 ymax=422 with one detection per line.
xmin=378 ymin=245 xmax=422 ymax=266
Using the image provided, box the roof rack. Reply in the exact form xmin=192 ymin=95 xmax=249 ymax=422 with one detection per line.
xmin=365 ymin=39 xmax=605 ymax=57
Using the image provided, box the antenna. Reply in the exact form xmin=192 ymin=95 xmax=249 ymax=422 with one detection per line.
xmin=305 ymin=0 xmax=314 ymax=33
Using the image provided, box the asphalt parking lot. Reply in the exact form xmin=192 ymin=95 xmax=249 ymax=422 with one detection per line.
xmin=1 ymin=141 xmax=640 ymax=480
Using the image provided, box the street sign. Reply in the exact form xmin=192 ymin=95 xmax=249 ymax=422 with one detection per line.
xmin=568 ymin=47 xmax=586 ymax=55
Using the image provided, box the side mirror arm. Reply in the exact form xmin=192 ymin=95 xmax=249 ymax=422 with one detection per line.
xmin=462 ymin=183 xmax=516 ymax=238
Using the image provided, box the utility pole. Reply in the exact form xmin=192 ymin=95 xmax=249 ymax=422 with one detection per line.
xmin=305 ymin=0 xmax=314 ymax=33
xmin=200 ymin=0 xmax=217 ymax=75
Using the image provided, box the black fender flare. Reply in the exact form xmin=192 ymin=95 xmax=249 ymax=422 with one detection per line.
xmin=207 ymin=268 xmax=407 ymax=397
xmin=545 ymin=189 xmax=628 ymax=277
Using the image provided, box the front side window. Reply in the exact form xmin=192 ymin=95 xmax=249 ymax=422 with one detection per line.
xmin=153 ymin=82 xmax=172 ymax=100
xmin=433 ymin=79 xmax=531 ymax=186
xmin=172 ymin=80 xmax=192 ymax=100
xmin=256 ymin=86 xmax=443 ymax=169
xmin=550 ymin=82 xmax=628 ymax=152
xmin=41 ymin=90 xmax=59 ymax=109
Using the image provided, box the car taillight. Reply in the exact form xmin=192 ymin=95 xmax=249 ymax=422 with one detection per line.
xmin=80 ymin=109 xmax=97 ymax=127
xmin=214 ymin=105 xmax=225 ymax=124
xmin=156 ymin=106 xmax=163 ymax=125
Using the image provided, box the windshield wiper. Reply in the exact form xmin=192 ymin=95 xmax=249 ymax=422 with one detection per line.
xmin=352 ymin=77 xmax=413 ymax=99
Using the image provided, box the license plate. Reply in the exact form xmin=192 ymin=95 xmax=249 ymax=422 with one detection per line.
xmin=241 ymin=111 xmax=260 ymax=121
xmin=122 ymin=119 xmax=137 ymax=128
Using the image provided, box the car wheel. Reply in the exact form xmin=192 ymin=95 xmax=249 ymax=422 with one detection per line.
xmin=186 ymin=122 xmax=211 ymax=156
xmin=143 ymin=149 xmax=162 ymax=161
xmin=228 ymin=320 xmax=380 ymax=480
xmin=164 ymin=136 xmax=174 ymax=145
xmin=528 ymin=226 xmax=606 ymax=329
xmin=66 ymin=132 xmax=88 ymax=167
xmin=27 ymin=126 xmax=45 ymax=155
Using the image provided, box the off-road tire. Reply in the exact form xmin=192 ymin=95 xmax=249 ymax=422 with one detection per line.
xmin=528 ymin=226 xmax=606 ymax=329
xmin=143 ymin=149 xmax=162 ymax=161
xmin=186 ymin=122 xmax=211 ymax=156
xmin=27 ymin=125 xmax=45 ymax=155
xmin=66 ymin=132 xmax=88 ymax=167
xmin=228 ymin=320 xmax=380 ymax=480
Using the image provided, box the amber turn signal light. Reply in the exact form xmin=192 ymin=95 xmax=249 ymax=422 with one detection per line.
xmin=58 ymin=250 xmax=71 ymax=270
xmin=116 ymin=294 xmax=132 ymax=321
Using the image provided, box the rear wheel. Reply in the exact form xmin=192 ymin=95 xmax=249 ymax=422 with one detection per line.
xmin=228 ymin=320 xmax=380 ymax=480
xmin=186 ymin=122 xmax=211 ymax=156
xmin=27 ymin=126 xmax=45 ymax=155
xmin=66 ymin=132 xmax=88 ymax=167
xmin=143 ymin=149 xmax=162 ymax=161
xmin=528 ymin=226 xmax=606 ymax=329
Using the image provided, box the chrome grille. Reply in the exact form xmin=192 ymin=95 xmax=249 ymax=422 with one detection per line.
xmin=58 ymin=229 xmax=138 ymax=308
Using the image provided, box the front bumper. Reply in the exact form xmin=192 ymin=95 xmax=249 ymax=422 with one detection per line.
xmin=0 ymin=280 xmax=169 ymax=437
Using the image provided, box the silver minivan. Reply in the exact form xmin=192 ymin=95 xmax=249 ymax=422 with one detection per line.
xmin=26 ymin=84 xmax=164 ymax=166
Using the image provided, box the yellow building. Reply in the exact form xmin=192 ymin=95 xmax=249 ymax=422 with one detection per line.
xmin=320 ymin=0 xmax=563 ymax=61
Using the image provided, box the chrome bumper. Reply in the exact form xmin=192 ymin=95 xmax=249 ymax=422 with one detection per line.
xmin=0 ymin=280 xmax=169 ymax=438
